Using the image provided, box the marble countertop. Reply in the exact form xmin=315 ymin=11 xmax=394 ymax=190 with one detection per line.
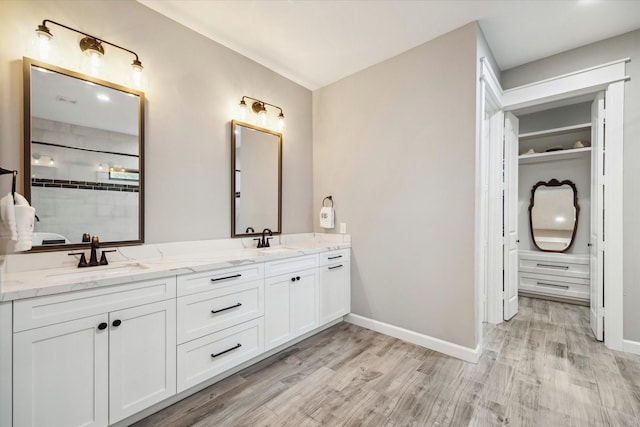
xmin=0 ymin=233 xmax=350 ymax=302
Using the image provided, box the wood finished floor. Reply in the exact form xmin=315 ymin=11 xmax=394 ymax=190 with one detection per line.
xmin=134 ymin=297 xmax=640 ymax=426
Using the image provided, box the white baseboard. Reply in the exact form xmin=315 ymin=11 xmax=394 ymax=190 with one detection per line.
xmin=623 ymin=339 xmax=640 ymax=356
xmin=344 ymin=313 xmax=481 ymax=363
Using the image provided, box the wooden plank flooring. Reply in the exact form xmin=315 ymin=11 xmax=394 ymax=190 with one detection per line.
xmin=134 ymin=297 xmax=640 ymax=426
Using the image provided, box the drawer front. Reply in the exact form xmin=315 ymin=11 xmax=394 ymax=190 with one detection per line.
xmin=177 ymin=264 xmax=264 ymax=297
xmin=177 ymin=318 xmax=263 ymax=392
xmin=519 ymin=256 xmax=589 ymax=279
xmin=519 ymin=273 xmax=589 ymax=301
xmin=14 ymin=276 xmax=177 ymax=332
xmin=177 ymin=280 xmax=264 ymax=344
xmin=264 ymin=255 xmax=319 ymax=278
xmin=319 ymin=249 xmax=351 ymax=267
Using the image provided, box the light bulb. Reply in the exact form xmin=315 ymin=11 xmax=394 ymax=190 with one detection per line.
xmin=238 ymin=99 xmax=247 ymax=120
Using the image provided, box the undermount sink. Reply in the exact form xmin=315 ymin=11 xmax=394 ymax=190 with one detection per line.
xmin=46 ymin=263 xmax=149 ymax=282
xmin=259 ymin=247 xmax=294 ymax=255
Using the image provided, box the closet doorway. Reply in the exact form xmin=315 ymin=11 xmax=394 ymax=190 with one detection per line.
xmin=480 ymin=58 xmax=627 ymax=352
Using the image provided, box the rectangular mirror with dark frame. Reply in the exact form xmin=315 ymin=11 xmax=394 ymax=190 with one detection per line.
xmin=23 ymin=57 xmax=144 ymax=251
xmin=231 ymin=120 xmax=282 ymax=238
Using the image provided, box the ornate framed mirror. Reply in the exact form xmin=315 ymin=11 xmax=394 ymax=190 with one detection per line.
xmin=23 ymin=57 xmax=144 ymax=251
xmin=528 ymin=179 xmax=579 ymax=253
xmin=231 ymin=120 xmax=282 ymax=237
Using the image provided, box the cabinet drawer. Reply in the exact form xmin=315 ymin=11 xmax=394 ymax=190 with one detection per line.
xmin=177 ymin=264 xmax=264 ymax=297
xmin=319 ymin=249 xmax=351 ymax=266
xmin=177 ymin=280 xmax=264 ymax=344
xmin=519 ymin=273 xmax=589 ymax=301
xmin=177 ymin=318 xmax=263 ymax=392
xmin=519 ymin=254 xmax=589 ymax=279
xmin=14 ymin=276 xmax=177 ymax=332
xmin=264 ymin=255 xmax=318 ymax=278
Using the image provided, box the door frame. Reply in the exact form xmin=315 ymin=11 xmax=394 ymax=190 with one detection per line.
xmin=480 ymin=57 xmax=629 ymax=352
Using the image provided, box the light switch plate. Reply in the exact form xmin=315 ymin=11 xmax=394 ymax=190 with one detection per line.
xmin=339 ymin=223 xmax=346 ymax=234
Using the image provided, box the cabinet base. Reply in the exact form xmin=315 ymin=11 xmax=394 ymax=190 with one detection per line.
xmin=519 ymin=290 xmax=589 ymax=306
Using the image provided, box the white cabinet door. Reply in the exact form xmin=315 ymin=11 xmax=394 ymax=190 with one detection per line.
xmin=319 ymin=262 xmax=350 ymax=324
xmin=13 ymin=314 xmax=109 ymax=427
xmin=291 ymin=269 xmax=319 ymax=336
xmin=265 ymin=275 xmax=292 ymax=350
xmin=265 ymin=268 xmax=319 ymax=351
xmin=109 ymin=299 xmax=176 ymax=424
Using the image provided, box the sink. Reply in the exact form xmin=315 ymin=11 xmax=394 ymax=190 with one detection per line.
xmin=259 ymin=247 xmax=293 ymax=255
xmin=46 ymin=263 xmax=148 ymax=282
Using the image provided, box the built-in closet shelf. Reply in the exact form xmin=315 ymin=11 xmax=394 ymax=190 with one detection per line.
xmin=519 ymin=147 xmax=591 ymax=165
xmin=519 ymin=123 xmax=592 ymax=139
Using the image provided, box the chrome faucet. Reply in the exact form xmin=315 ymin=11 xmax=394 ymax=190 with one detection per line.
xmin=254 ymin=228 xmax=273 ymax=248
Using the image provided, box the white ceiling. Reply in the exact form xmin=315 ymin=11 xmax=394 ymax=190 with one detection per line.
xmin=137 ymin=0 xmax=640 ymax=90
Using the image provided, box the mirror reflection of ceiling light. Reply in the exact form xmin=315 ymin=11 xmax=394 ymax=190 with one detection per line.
xmin=554 ymin=216 xmax=566 ymax=223
xmin=96 ymin=93 xmax=110 ymax=102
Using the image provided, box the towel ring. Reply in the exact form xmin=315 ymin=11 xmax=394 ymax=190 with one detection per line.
xmin=0 ymin=167 xmax=18 ymax=200
xmin=322 ymin=195 xmax=333 ymax=207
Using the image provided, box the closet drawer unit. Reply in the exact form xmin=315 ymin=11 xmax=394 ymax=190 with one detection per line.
xmin=14 ymin=276 xmax=177 ymax=332
xmin=177 ymin=280 xmax=264 ymax=344
xmin=519 ymin=273 xmax=589 ymax=301
xmin=264 ymin=255 xmax=319 ymax=278
xmin=319 ymin=249 xmax=350 ymax=267
xmin=177 ymin=264 xmax=264 ymax=297
xmin=518 ymin=252 xmax=589 ymax=279
xmin=177 ymin=318 xmax=263 ymax=392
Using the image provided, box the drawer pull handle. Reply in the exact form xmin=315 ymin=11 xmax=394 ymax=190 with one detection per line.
xmin=328 ymin=255 xmax=343 ymax=260
xmin=536 ymin=281 xmax=570 ymax=290
xmin=211 ymin=303 xmax=242 ymax=314
xmin=211 ymin=343 xmax=242 ymax=358
xmin=328 ymin=264 xmax=343 ymax=270
xmin=211 ymin=273 xmax=242 ymax=282
xmin=97 ymin=322 xmax=108 ymax=330
xmin=536 ymin=263 xmax=569 ymax=270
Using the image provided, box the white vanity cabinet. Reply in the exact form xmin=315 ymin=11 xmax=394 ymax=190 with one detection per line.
xmin=518 ymin=250 xmax=590 ymax=302
xmin=319 ymin=249 xmax=351 ymax=324
xmin=176 ymin=264 xmax=265 ymax=392
xmin=12 ymin=276 xmax=177 ymax=427
xmin=264 ymin=255 xmax=319 ymax=351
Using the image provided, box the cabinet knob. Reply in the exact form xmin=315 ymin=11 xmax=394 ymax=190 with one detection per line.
xmin=112 ymin=319 xmax=122 ymax=327
xmin=296 ymin=276 xmax=300 ymax=281
xmin=291 ymin=277 xmax=296 ymax=282
xmin=97 ymin=322 xmax=108 ymax=330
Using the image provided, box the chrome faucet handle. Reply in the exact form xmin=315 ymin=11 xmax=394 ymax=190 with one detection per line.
xmin=68 ymin=252 xmax=88 ymax=268
xmin=99 ymin=249 xmax=117 ymax=265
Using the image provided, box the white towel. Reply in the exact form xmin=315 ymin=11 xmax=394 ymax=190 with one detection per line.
xmin=319 ymin=206 xmax=335 ymax=229
xmin=14 ymin=193 xmax=35 ymax=252
xmin=0 ymin=193 xmax=17 ymax=240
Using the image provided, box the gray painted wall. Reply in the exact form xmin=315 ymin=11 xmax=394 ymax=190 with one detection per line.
xmin=313 ymin=23 xmax=479 ymax=349
xmin=501 ymin=29 xmax=640 ymax=341
xmin=0 ymin=0 xmax=313 ymax=243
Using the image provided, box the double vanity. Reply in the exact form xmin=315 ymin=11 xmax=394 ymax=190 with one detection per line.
xmin=0 ymin=233 xmax=351 ymax=427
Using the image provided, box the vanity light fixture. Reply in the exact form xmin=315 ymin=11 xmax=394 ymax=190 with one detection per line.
xmin=34 ymin=19 xmax=144 ymax=79
xmin=238 ymin=96 xmax=285 ymax=129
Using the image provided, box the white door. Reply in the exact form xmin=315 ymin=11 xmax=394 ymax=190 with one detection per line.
xmin=109 ymin=299 xmax=176 ymax=424
xmin=291 ymin=269 xmax=319 ymax=336
xmin=13 ymin=314 xmax=109 ymax=427
xmin=590 ymin=93 xmax=605 ymax=340
xmin=503 ymin=112 xmax=519 ymax=320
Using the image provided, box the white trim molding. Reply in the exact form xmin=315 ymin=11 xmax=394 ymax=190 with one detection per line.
xmin=623 ymin=340 xmax=640 ymax=356
xmin=345 ymin=314 xmax=481 ymax=364
xmin=502 ymin=58 xmax=630 ymax=111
